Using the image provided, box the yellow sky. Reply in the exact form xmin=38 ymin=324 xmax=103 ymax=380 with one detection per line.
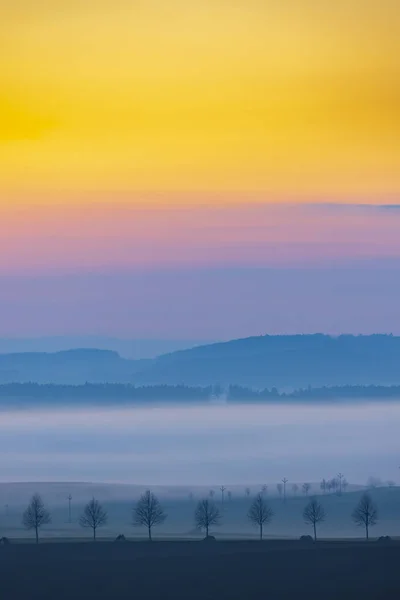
xmin=1 ymin=0 xmax=399 ymax=204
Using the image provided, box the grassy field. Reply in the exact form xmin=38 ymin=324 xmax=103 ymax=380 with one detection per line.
xmin=0 ymin=539 xmax=399 ymax=599
xmin=1 ymin=483 xmax=399 ymax=541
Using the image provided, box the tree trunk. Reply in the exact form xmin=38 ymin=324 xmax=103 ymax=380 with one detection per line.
xmin=148 ymin=526 xmax=152 ymax=541
xmin=93 ymin=526 xmax=96 ymax=541
xmin=313 ymin=522 xmax=317 ymax=542
xmin=366 ymin=524 xmax=369 ymax=541
xmin=260 ymin=523 xmax=263 ymax=541
xmin=35 ymin=526 xmax=39 ymax=545
xmin=206 ymin=524 xmax=209 ymax=538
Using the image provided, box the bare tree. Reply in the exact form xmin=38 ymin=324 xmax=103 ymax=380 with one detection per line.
xmin=292 ymin=483 xmax=299 ymax=496
xmin=303 ymin=498 xmax=326 ymax=542
xmin=209 ymin=489 xmax=215 ymax=498
xmin=366 ymin=476 xmax=381 ymax=489
xmin=302 ymin=483 xmax=311 ymax=496
xmin=352 ymin=493 xmax=378 ymax=540
xmin=337 ymin=473 xmax=344 ymax=496
xmin=248 ymin=493 xmax=274 ymax=540
xmin=326 ymin=480 xmax=332 ymax=494
xmin=22 ymin=493 xmax=51 ymax=544
xmin=67 ymin=494 xmax=72 ymax=523
xmin=220 ymin=485 xmax=226 ymax=504
xmin=342 ymin=478 xmax=349 ymax=493
xmin=261 ymin=484 xmax=268 ymax=495
xmin=320 ymin=479 xmax=327 ymax=495
xmin=195 ymin=499 xmax=221 ymax=538
xmin=282 ymin=478 xmax=288 ymax=503
xmin=133 ymin=490 xmax=166 ymax=541
xmin=245 ymin=487 xmax=251 ymax=497
xmin=277 ymin=483 xmax=283 ymax=498
xmin=79 ymin=497 xmax=108 ymax=540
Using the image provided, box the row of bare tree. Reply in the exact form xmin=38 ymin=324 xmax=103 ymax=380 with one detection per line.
xmin=208 ymin=476 xmax=350 ymax=504
xmin=20 ymin=490 xmax=378 ymax=544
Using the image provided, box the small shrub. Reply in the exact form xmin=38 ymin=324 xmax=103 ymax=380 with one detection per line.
xmin=300 ymin=535 xmax=314 ymax=543
xmin=0 ymin=537 xmax=10 ymax=545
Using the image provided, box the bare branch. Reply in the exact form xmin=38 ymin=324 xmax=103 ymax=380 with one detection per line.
xmin=352 ymin=493 xmax=378 ymax=540
xmin=303 ymin=498 xmax=326 ymax=541
xmin=194 ymin=499 xmax=221 ymax=538
xmin=79 ymin=497 xmax=108 ymax=540
xmin=22 ymin=493 xmax=51 ymax=544
xmin=248 ymin=493 xmax=273 ymax=540
xmin=133 ymin=490 xmax=166 ymax=540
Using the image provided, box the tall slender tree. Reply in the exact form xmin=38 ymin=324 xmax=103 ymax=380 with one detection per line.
xmin=220 ymin=486 xmax=226 ymax=504
xmin=22 ymin=493 xmax=51 ymax=544
xmin=337 ymin=473 xmax=344 ymax=496
xmin=352 ymin=493 xmax=378 ymax=540
xmin=194 ymin=499 xmax=221 ymax=538
xmin=303 ymin=498 xmax=326 ymax=542
xmin=79 ymin=497 xmax=108 ymax=541
xmin=133 ymin=490 xmax=166 ymax=541
xmin=282 ymin=478 xmax=288 ymax=503
xmin=248 ymin=493 xmax=274 ymax=540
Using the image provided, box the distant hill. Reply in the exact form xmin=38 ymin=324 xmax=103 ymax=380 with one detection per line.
xmin=134 ymin=334 xmax=400 ymax=388
xmin=0 ymin=337 xmax=210 ymax=359
xmin=2 ymin=335 xmax=400 ymax=387
xmin=0 ymin=349 xmax=145 ymax=385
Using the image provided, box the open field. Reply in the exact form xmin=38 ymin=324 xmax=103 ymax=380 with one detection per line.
xmin=1 ymin=539 xmax=399 ymax=599
xmin=1 ymin=484 xmax=399 ymax=541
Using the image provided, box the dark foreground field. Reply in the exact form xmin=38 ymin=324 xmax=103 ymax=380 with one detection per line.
xmin=1 ymin=540 xmax=399 ymax=599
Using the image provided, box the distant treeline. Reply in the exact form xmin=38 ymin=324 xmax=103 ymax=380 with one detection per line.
xmin=1 ymin=382 xmax=400 ymax=404
xmin=0 ymin=383 xmax=212 ymax=403
xmin=228 ymin=384 xmax=400 ymax=401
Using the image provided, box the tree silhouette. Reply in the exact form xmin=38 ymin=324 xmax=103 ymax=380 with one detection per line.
xmin=277 ymin=483 xmax=283 ymax=498
xmin=245 ymin=488 xmax=251 ymax=497
xmin=330 ymin=478 xmax=338 ymax=495
xmin=133 ymin=490 xmax=166 ymax=541
xmin=303 ymin=498 xmax=326 ymax=542
xmin=22 ymin=493 xmax=51 ymax=544
xmin=261 ymin=484 xmax=268 ymax=495
xmin=302 ymin=483 xmax=311 ymax=496
xmin=320 ymin=479 xmax=327 ymax=494
xmin=282 ymin=478 xmax=288 ymax=503
xmin=220 ymin=486 xmax=226 ymax=504
xmin=209 ymin=489 xmax=215 ymax=498
xmin=248 ymin=493 xmax=274 ymax=540
xmin=352 ymin=493 xmax=378 ymax=540
xmin=337 ymin=473 xmax=344 ymax=495
xmin=194 ymin=499 xmax=221 ymax=538
xmin=79 ymin=497 xmax=108 ymax=540
xmin=292 ymin=483 xmax=299 ymax=496
xmin=367 ymin=476 xmax=381 ymax=489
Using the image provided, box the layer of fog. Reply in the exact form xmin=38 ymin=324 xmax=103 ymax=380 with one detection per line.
xmin=0 ymin=402 xmax=397 ymax=486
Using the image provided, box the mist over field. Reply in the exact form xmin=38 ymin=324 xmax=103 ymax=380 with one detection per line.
xmin=0 ymin=402 xmax=397 ymax=485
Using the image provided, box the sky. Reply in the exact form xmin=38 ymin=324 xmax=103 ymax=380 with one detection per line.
xmin=1 ymin=0 xmax=400 ymax=340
